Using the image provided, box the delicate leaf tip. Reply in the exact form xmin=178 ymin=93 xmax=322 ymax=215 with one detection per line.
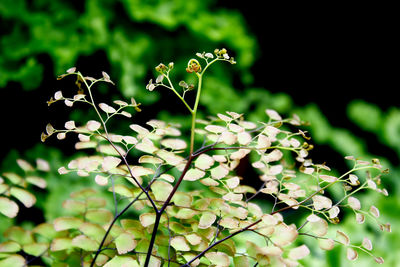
xmin=66 ymin=67 xmax=76 ymax=73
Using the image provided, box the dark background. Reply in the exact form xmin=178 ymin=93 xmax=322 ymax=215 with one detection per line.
xmin=1 ymin=3 xmax=396 ymax=162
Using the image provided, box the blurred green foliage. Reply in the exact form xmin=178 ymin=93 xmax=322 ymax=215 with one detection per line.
xmin=0 ymin=0 xmax=256 ymax=101
xmin=0 ymin=0 xmax=398 ymax=266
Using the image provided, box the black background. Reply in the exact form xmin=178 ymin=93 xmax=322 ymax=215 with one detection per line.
xmin=0 ymin=2 xmax=397 ymax=163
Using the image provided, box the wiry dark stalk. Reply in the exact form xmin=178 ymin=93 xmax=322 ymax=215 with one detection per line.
xmin=90 ymin=192 xmax=144 ymax=266
xmin=144 ymin=155 xmax=194 ymax=266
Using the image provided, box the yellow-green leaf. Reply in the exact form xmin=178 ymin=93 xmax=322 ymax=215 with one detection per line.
xmin=50 ymin=238 xmax=73 ymax=251
xmin=22 ymin=242 xmax=48 ymax=256
xmin=4 ymin=226 xmax=34 ymax=245
xmin=54 ymin=217 xmax=83 ymax=231
xmin=72 ymin=235 xmax=98 ymax=251
xmin=151 ymin=180 xmax=173 ymax=201
xmin=171 ymin=236 xmax=190 ymax=251
xmin=0 ymin=197 xmax=19 ymax=218
xmin=205 ymin=252 xmax=230 ymax=267
xmin=183 ymin=168 xmax=205 ymax=181
xmin=0 ymin=254 xmax=26 ymax=267
xmin=0 ymin=241 xmax=21 ymax=253
xmin=104 ymin=256 xmax=139 ymax=267
xmin=198 ymin=212 xmax=216 ymax=229
xmin=115 ymin=232 xmax=137 ymax=254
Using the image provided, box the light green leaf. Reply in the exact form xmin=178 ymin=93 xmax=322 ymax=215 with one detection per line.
xmin=54 ymin=217 xmax=83 ymax=231
xmin=2 ymin=173 xmax=22 ymax=184
xmin=104 ymin=256 xmax=139 ymax=267
xmin=234 ymin=255 xmax=249 ymax=267
xmin=288 ymin=244 xmax=310 ymax=260
xmin=160 ymin=138 xmax=187 ymax=150
xmin=151 ymin=180 xmax=173 ymax=201
xmin=198 ymin=212 xmax=216 ymax=229
xmin=205 ymin=251 xmax=230 ymax=267
xmin=72 ymin=235 xmax=98 ymax=251
xmin=194 ymin=154 xmax=215 ymax=170
xmin=86 ymin=120 xmax=101 ymax=131
xmin=210 ymin=165 xmax=229 ymax=179
xmin=62 ymin=199 xmax=86 ymax=214
xmin=172 ymin=192 xmax=192 ymax=207
xmin=70 ymin=188 xmax=97 ymax=199
xmin=0 ymin=241 xmax=21 ymax=253
xmin=25 ymin=176 xmax=47 ymax=189
xmin=271 ymin=223 xmax=298 ymax=246
xmin=32 ymin=223 xmax=58 ymax=239
xmin=185 ymin=233 xmax=202 ymax=246
xmin=79 ymin=222 xmax=106 ymax=243
xmin=4 ymin=226 xmax=34 ymax=245
xmin=131 ymin=165 xmax=155 ymax=178
xmin=50 ymin=238 xmax=73 ymax=251
xmin=138 ymin=155 xmax=163 ymax=164
xmin=115 ymin=232 xmax=137 ymax=254
xmin=318 ymin=238 xmax=335 ymax=250
xmin=102 ymin=156 xmax=122 ymax=172
xmin=99 ymin=103 xmax=116 ymax=113
xmin=0 ymin=197 xmax=19 ymax=218
xmin=16 ymin=159 xmax=34 ymax=172
xmin=22 ymin=242 xmax=48 ymax=256
xmin=109 ymin=184 xmax=135 ymax=198
xmin=183 ymin=168 xmax=205 ymax=181
xmin=139 ymin=213 xmax=156 ymax=227
xmin=347 ymin=247 xmax=358 ymax=261
xmin=171 ymin=236 xmax=190 ymax=251
xmin=85 ymin=209 xmax=113 ymax=224
xmin=0 ymin=254 xmax=26 ymax=267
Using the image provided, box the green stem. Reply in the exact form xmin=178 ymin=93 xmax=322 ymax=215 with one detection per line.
xmin=189 ymin=73 xmax=202 ymax=155
xmin=165 ymin=75 xmax=193 ymax=113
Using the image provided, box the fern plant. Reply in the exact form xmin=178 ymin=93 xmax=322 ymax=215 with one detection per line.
xmin=0 ymin=49 xmax=390 ymax=266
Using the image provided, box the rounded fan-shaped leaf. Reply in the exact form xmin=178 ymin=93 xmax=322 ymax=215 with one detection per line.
xmin=86 ymin=120 xmax=101 ymax=131
xmin=151 ymin=180 xmax=173 ymax=201
xmin=362 ymin=237 xmax=373 ymax=251
xmin=288 ymin=244 xmax=310 ymax=260
xmin=198 ymin=212 xmax=216 ymax=229
xmin=318 ymin=238 xmax=335 ymax=250
xmin=54 ymin=217 xmax=83 ymax=231
xmin=104 ymin=256 xmax=139 ymax=267
xmin=195 ymin=154 xmax=215 ymax=170
xmin=348 ymin=196 xmax=361 ymax=210
xmin=160 ymin=138 xmax=187 ymax=150
xmin=139 ymin=213 xmax=156 ymax=227
xmin=22 ymin=242 xmax=48 ymax=256
xmin=115 ymin=232 xmax=137 ymax=254
xmin=0 ymin=241 xmax=21 ymax=253
xmin=10 ymin=187 xmax=36 ymax=208
xmin=205 ymin=252 xmax=230 ymax=267
xmin=183 ymin=168 xmax=205 ymax=181
xmin=336 ymin=230 xmax=350 ymax=245
xmin=271 ymin=223 xmax=298 ymax=246
xmin=50 ymin=237 xmax=73 ymax=251
xmin=72 ymin=235 xmax=98 ymax=251
xmin=0 ymin=197 xmax=19 ymax=218
xmin=102 ymin=156 xmax=121 ymax=172
xmin=99 ymin=103 xmax=116 ymax=113
xmin=0 ymin=254 xmax=26 ymax=267
xmin=346 ymin=247 xmax=358 ymax=261
xmin=210 ymin=165 xmax=229 ymax=179
xmin=171 ymin=236 xmax=190 ymax=251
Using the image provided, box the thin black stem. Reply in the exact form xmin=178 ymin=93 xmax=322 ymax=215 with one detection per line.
xmin=144 ymin=155 xmax=194 ymax=266
xmin=90 ymin=192 xmax=144 ymax=267
xmin=181 ymin=218 xmax=262 ymax=267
